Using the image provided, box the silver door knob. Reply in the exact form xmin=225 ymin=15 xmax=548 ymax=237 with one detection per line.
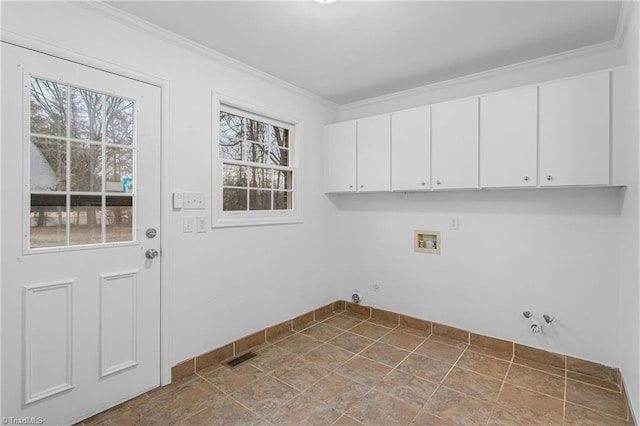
xmin=145 ymin=248 xmax=159 ymax=259
xmin=523 ymin=176 xmax=530 ymax=181
xmin=546 ymin=175 xmax=553 ymax=181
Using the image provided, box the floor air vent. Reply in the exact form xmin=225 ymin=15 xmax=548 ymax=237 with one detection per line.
xmin=225 ymin=351 xmax=258 ymax=368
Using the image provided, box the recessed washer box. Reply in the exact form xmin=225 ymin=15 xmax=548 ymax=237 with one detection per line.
xmin=414 ymin=230 xmax=440 ymax=254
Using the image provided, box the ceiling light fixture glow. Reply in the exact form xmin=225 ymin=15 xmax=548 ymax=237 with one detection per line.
xmin=314 ymin=0 xmax=337 ymax=4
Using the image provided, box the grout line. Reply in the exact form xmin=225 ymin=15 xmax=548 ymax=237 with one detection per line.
xmin=485 ymin=355 xmax=513 ymax=426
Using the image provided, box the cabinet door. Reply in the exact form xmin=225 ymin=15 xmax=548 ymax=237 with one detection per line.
xmin=392 ymin=106 xmax=430 ymax=191
xmin=431 ymin=98 xmax=479 ymax=189
xmin=539 ymin=72 xmax=610 ymax=186
xmin=325 ymin=121 xmax=357 ymax=193
xmin=357 ymin=114 xmax=391 ymax=192
xmin=480 ymin=87 xmax=537 ymax=188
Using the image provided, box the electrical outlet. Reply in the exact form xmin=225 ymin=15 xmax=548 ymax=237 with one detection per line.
xmin=196 ymin=216 xmax=207 ymax=233
xmin=449 ymin=216 xmax=459 ymax=230
xmin=373 ymin=280 xmax=382 ymax=292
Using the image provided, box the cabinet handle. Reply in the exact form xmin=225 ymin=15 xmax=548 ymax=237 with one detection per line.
xmin=546 ymin=175 xmax=553 ymax=181
xmin=436 ymin=180 xmax=442 ymax=185
xmin=360 ymin=184 xmax=364 ymax=188
xmin=421 ymin=181 xmax=426 ymax=186
xmin=523 ymin=176 xmax=530 ymax=181
xmin=348 ymin=184 xmax=353 ymax=188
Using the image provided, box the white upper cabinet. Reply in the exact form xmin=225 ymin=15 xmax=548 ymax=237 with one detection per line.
xmin=480 ymin=86 xmax=538 ymax=188
xmin=539 ymin=72 xmax=610 ymax=186
xmin=431 ymin=98 xmax=479 ymax=189
xmin=357 ymin=114 xmax=391 ymax=192
xmin=325 ymin=120 xmax=357 ymax=193
xmin=391 ymin=106 xmax=431 ymax=191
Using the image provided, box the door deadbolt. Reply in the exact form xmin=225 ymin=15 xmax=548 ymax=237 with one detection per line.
xmin=145 ymin=228 xmax=157 ymax=239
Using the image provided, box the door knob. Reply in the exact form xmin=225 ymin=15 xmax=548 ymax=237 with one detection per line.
xmin=145 ymin=248 xmax=159 ymax=259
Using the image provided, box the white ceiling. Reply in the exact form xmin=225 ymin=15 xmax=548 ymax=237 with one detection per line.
xmin=107 ymin=1 xmax=623 ymax=105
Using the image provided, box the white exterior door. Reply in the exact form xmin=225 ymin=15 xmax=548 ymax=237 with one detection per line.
xmin=1 ymin=44 xmax=162 ymax=425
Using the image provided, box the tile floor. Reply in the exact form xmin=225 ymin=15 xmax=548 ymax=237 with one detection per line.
xmin=82 ymin=310 xmax=633 ymax=425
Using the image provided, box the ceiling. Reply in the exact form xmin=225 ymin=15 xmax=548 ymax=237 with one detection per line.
xmin=107 ymin=1 xmax=624 ymax=105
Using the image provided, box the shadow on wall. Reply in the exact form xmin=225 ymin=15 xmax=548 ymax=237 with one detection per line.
xmin=329 ymin=186 xmax=625 ymax=216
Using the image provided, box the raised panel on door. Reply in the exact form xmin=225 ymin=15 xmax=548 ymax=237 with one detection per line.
xmin=357 ymin=114 xmax=391 ymax=192
xmin=539 ymin=72 xmax=610 ymax=186
xmin=325 ymin=121 xmax=357 ymax=193
xmin=392 ymin=106 xmax=430 ymax=191
xmin=480 ymin=86 xmax=537 ymax=188
xmin=431 ymin=98 xmax=479 ymax=189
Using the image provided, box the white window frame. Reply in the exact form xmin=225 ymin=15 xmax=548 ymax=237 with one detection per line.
xmin=212 ymin=93 xmax=303 ymax=228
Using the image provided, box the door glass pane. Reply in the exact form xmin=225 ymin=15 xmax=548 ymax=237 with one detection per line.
xmin=222 ymin=188 xmax=247 ymax=211
xmin=31 ymin=138 xmax=66 ymax=191
xmin=249 ymin=189 xmax=271 ymax=210
xmin=105 ymin=147 xmax=133 ymax=193
xmin=105 ymin=96 xmax=134 ymax=145
xmin=71 ymin=87 xmax=103 ymax=141
xmin=30 ymin=78 xmax=67 ymax=137
xmin=70 ymin=142 xmax=102 ymax=192
xmin=69 ymin=195 xmax=102 ymax=245
xmin=106 ymin=196 xmax=133 ymax=242
xmin=30 ymin=194 xmax=67 ymax=248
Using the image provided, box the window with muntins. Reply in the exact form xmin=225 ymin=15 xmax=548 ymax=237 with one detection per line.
xmin=214 ymin=102 xmax=300 ymax=227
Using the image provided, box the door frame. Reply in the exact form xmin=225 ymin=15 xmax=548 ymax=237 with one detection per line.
xmin=1 ymin=32 xmax=173 ymax=390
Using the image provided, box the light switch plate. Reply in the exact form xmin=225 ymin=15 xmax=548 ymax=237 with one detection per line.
xmin=184 ymin=192 xmax=206 ymax=209
xmin=183 ymin=216 xmax=194 ymax=233
xmin=173 ymin=192 xmax=183 ymax=209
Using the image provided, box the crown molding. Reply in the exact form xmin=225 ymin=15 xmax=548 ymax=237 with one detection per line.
xmin=613 ymin=1 xmax=636 ymax=47
xmin=79 ymin=1 xmax=339 ymax=111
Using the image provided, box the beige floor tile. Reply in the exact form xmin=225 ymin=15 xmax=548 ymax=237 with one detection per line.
xmin=351 ymin=321 xmax=393 ymax=339
xmin=568 ymin=370 xmax=620 ymax=392
xmin=512 ymin=355 xmax=565 ymax=377
xmin=428 ymin=335 xmax=468 ymax=349
xmin=305 ymin=372 xmax=371 ymax=411
xmin=415 ymin=339 xmax=465 ymax=364
xmin=271 ymin=357 xmax=329 ymax=391
xmin=566 ymin=379 xmax=628 ymax=419
xmin=335 ymin=356 xmax=392 ymax=386
xmin=269 ymin=392 xmax=341 ymax=425
xmin=397 ymin=354 xmax=452 ymax=383
xmin=375 ymin=369 xmax=438 ymax=409
xmin=178 ymin=396 xmax=267 ymax=425
xmin=249 ymin=345 xmax=298 ymax=373
xmin=564 ymin=402 xmax=632 ymax=425
xmin=303 ymin=343 xmax=354 ymax=370
xmin=495 ymin=383 xmax=564 ymax=424
xmin=300 ymin=323 xmax=344 ymax=341
xmin=347 ymin=389 xmax=419 ymax=426
xmin=323 ymin=313 xmax=364 ymax=330
xmin=441 ymin=367 xmax=502 ymax=403
xmin=423 ymin=386 xmax=492 ymax=426
xmin=360 ymin=342 xmax=410 ymax=367
xmin=274 ymin=332 xmax=323 ymax=355
xmin=505 ymin=363 xmax=565 ymax=399
xmin=333 ymin=414 xmax=366 ymax=425
xmin=410 ymin=410 xmax=454 ymax=425
xmin=231 ymin=375 xmax=299 ymax=418
xmin=329 ymin=332 xmax=375 ymax=354
xmin=466 ymin=344 xmax=513 ymax=361
xmin=199 ymin=363 xmax=263 ymax=394
xmin=380 ymin=330 xmax=426 ymax=351
xmin=456 ymin=350 xmax=510 ymax=380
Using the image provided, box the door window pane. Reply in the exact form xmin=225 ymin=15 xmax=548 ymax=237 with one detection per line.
xmin=28 ymin=78 xmax=136 ymax=249
xmin=71 ymin=87 xmax=103 ymax=141
xmin=105 ymin=96 xmax=134 ymax=145
xmin=31 ymin=138 xmax=66 ymax=191
xmin=106 ymin=196 xmax=133 ymax=242
xmin=30 ymin=194 xmax=67 ymax=248
xmin=70 ymin=142 xmax=102 ymax=192
xmin=69 ymin=195 xmax=102 ymax=245
xmin=30 ymin=78 xmax=67 ymax=137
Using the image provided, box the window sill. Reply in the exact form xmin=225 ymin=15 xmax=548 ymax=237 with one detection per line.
xmin=211 ymin=215 xmax=303 ymax=228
